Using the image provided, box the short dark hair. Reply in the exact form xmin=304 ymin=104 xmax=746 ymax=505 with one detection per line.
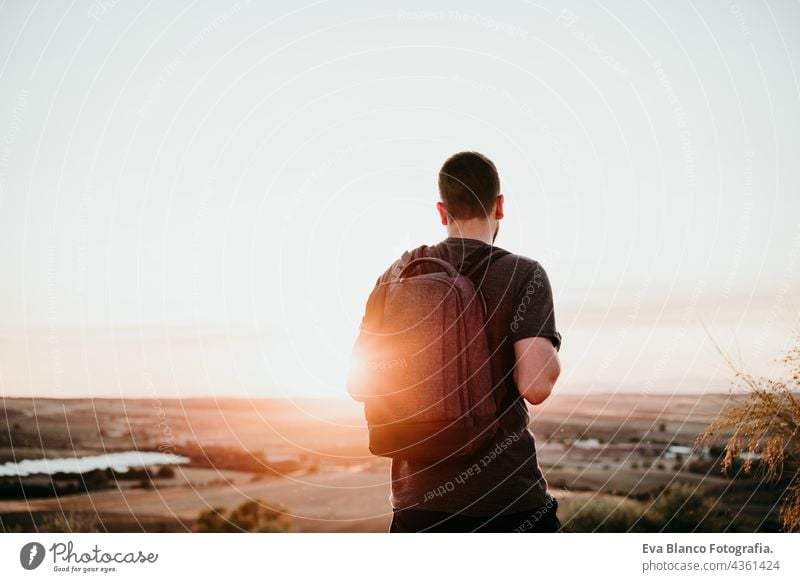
xmin=438 ymin=151 xmax=500 ymax=220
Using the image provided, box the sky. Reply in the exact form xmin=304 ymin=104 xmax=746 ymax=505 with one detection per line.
xmin=0 ymin=0 xmax=798 ymax=398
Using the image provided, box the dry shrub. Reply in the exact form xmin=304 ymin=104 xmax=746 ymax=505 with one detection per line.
xmin=697 ymin=334 xmax=800 ymax=531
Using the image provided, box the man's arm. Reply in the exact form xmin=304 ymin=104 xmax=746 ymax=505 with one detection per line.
xmin=513 ymin=337 xmax=561 ymax=405
xmin=509 ymin=260 xmax=561 ymax=405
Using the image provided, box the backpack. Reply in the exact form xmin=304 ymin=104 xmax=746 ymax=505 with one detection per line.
xmin=347 ymin=246 xmax=510 ymax=461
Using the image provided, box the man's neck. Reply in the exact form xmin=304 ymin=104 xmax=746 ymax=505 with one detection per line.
xmin=445 ymin=219 xmax=496 ymax=245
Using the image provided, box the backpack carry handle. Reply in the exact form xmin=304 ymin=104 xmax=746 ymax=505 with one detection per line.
xmin=398 ymin=257 xmax=458 ymax=279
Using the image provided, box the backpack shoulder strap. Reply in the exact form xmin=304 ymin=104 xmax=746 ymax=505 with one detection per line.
xmin=391 ymin=245 xmax=429 ymax=279
xmin=463 ymin=247 xmax=511 ymax=281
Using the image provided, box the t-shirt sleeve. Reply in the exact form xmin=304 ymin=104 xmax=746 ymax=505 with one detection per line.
xmin=509 ymin=261 xmax=562 ymax=351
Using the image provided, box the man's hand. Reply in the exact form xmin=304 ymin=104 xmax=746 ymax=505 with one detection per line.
xmin=513 ymin=337 xmax=560 ymax=405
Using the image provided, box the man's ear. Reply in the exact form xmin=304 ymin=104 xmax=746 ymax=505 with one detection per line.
xmin=495 ymin=194 xmax=505 ymax=220
xmin=436 ymin=201 xmax=449 ymax=225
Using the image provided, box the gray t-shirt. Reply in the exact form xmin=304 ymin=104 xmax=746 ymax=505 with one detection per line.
xmin=375 ymin=236 xmax=562 ymax=517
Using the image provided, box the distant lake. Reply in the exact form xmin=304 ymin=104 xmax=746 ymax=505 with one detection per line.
xmin=0 ymin=451 xmax=190 ymax=477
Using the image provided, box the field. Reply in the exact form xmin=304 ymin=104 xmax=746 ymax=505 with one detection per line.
xmin=0 ymin=393 xmax=787 ymax=532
